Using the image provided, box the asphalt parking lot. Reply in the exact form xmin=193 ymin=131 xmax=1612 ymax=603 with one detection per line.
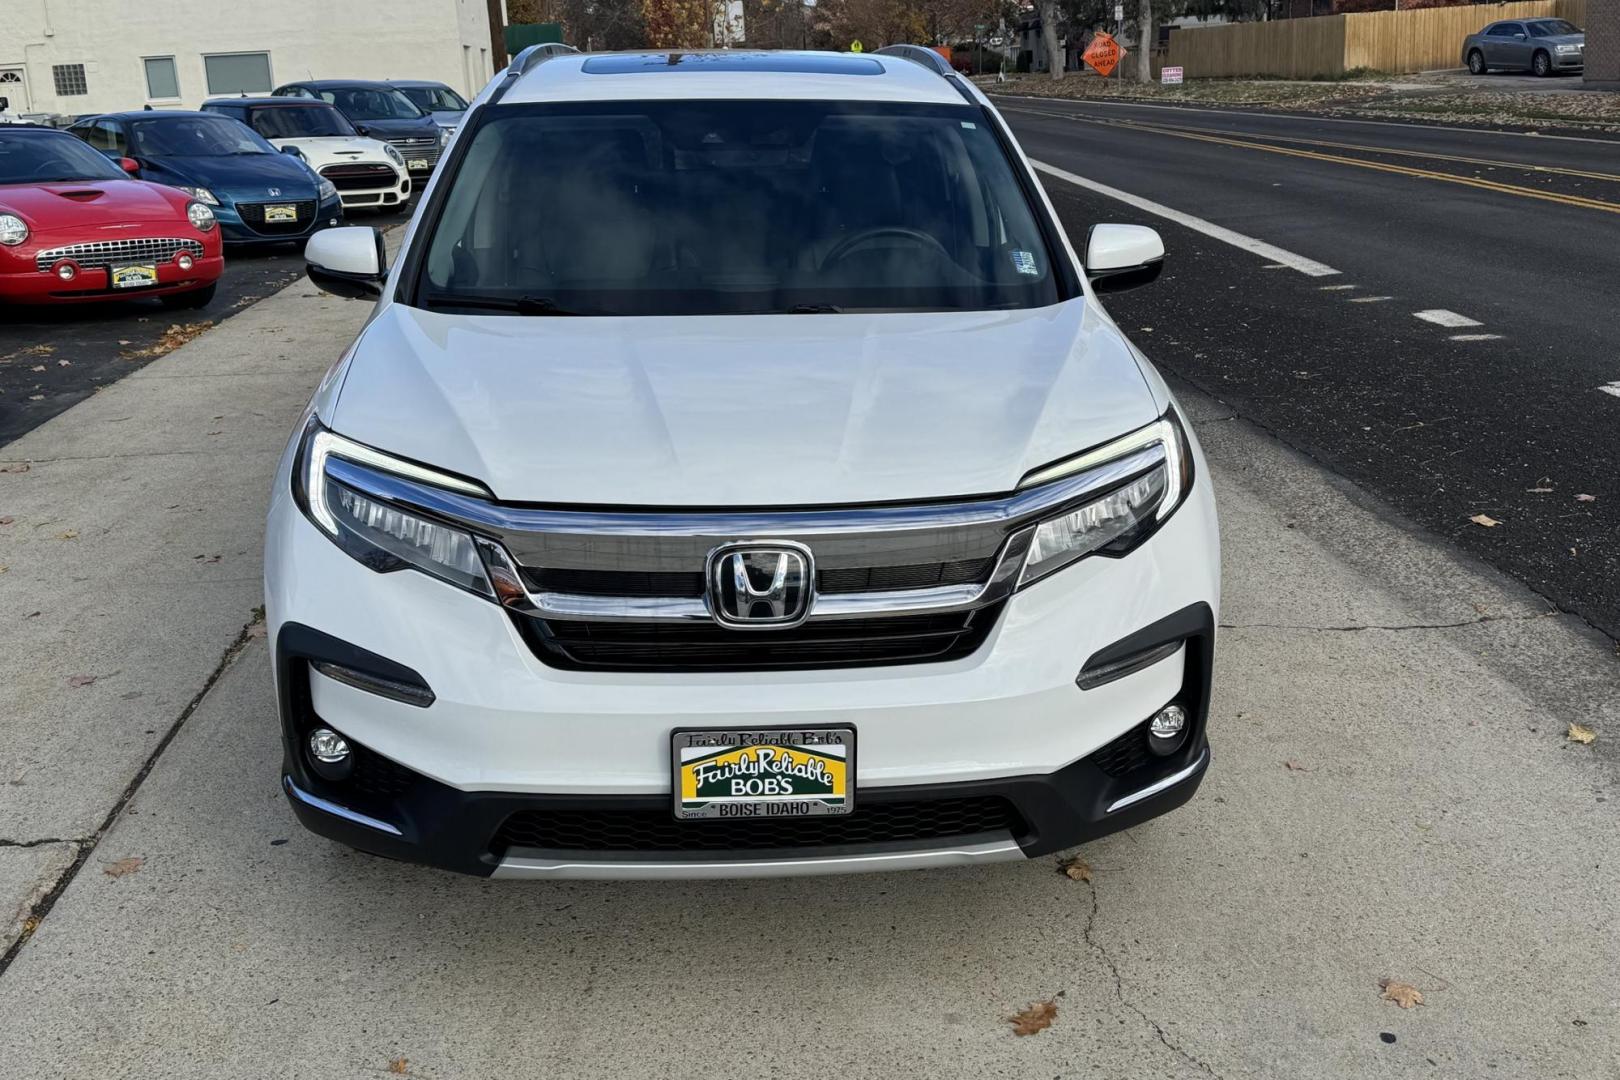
xmin=1 ymin=189 xmax=1617 ymax=1077
xmin=0 ymin=203 xmax=413 ymax=448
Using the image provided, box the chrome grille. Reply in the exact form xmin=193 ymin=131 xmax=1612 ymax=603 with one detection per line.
xmin=35 ymin=237 xmax=205 ymax=274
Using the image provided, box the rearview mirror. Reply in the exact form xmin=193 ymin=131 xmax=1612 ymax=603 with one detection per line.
xmin=305 ymin=226 xmax=387 ymax=299
xmin=1084 ymin=224 xmax=1165 ymax=293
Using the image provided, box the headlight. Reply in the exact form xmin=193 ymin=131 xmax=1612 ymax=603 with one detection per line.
xmin=1556 ymin=43 xmax=1580 ymax=53
xmin=317 ymin=177 xmax=338 ymax=201
xmin=1016 ymin=409 xmax=1194 ymax=588
xmin=0 ymin=213 xmax=28 ymax=246
xmin=439 ymin=127 xmax=451 ymax=147
xmin=297 ymin=422 xmax=496 ymax=598
xmin=382 ymin=143 xmax=405 ymax=166
xmin=177 ymin=186 xmax=220 ymax=206
xmin=187 ymin=200 xmax=216 ymax=232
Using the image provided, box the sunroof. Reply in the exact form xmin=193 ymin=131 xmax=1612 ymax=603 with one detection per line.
xmin=581 ymin=53 xmax=884 ymax=76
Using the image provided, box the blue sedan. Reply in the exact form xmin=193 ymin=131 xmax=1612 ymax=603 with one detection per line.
xmin=68 ymin=111 xmax=344 ymax=244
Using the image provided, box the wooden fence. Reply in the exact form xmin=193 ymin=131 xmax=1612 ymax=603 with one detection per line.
xmin=1167 ymin=0 xmax=1590 ymax=79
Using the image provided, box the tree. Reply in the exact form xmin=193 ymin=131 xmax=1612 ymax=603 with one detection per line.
xmin=1136 ymin=0 xmax=1152 ymax=82
xmin=1036 ymin=0 xmax=1065 ymax=77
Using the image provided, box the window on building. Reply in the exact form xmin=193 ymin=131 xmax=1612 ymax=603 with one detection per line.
xmin=52 ymin=64 xmax=88 ymax=97
xmin=203 ymin=52 xmax=272 ymax=95
xmin=143 ymin=56 xmax=180 ymax=99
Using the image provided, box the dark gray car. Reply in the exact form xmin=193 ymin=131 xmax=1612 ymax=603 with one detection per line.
xmin=1463 ymin=18 xmax=1585 ymax=77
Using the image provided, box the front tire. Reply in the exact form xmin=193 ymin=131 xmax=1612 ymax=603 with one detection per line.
xmin=1532 ymin=50 xmax=1551 ymax=77
xmin=1467 ymin=50 xmax=1487 ymax=75
xmin=159 ymin=282 xmax=217 ymax=310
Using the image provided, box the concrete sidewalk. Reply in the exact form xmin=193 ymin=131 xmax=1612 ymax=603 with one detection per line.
xmin=1 ymin=270 xmax=1617 ymax=1078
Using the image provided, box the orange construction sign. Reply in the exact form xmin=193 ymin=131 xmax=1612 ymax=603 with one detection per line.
xmin=1082 ymin=32 xmax=1124 ymax=78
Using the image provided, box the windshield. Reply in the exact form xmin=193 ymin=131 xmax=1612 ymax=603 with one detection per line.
xmin=322 ymin=88 xmax=425 ymax=121
xmin=399 ymin=86 xmax=468 ymax=113
xmin=250 ymin=105 xmax=357 ymax=139
xmin=1528 ymin=19 xmax=1580 ymax=36
xmin=130 ymin=116 xmax=274 ymax=157
xmin=0 ymin=131 xmax=127 ymax=184
xmin=417 ymin=100 xmax=1063 ymax=316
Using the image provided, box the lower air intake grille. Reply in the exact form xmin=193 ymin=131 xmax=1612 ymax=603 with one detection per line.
xmin=319 ymin=163 xmax=398 ymax=190
xmin=493 ymin=796 xmax=1025 ymax=853
xmin=1088 ymin=720 xmax=1153 ymax=778
xmin=236 ymin=200 xmax=317 ymax=235
xmin=515 ymin=601 xmax=1004 ymax=672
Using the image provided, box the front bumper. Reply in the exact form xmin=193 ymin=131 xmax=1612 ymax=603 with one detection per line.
xmin=216 ymin=193 xmax=345 ymax=244
xmin=0 ymin=253 xmax=223 ymax=304
xmin=266 ymin=445 xmax=1221 ymax=878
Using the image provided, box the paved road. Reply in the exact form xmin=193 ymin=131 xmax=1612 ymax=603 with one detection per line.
xmin=0 ymin=204 xmax=413 ymax=448
xmin=999 ymin=96 xmax=1620 ymax=638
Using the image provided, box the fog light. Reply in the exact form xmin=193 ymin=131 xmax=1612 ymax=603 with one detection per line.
xmin=307 ymin=727 xmax=354 ymax=781
xmin=176 ymin=252 xmax=193 ymax=270
xmin=54 ymin=260 xmax=77 ymax=281
xmin=1148 ymin=704 xmax=1187 ymax=756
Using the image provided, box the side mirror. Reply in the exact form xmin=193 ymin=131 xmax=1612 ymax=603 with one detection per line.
xmin=305 ymin=226 xmax=387 ymax=299
xmin=1514 ymin=32 xmax=1526 ymax=39
xmin=1084 ymin=224 xmax=1165 ymax=293
xmin=118 ymin=157 xmax=140 ymax=175
xmin=280 ymin=145 xmax=304 ymax=157
xmin=354 ymin=123 xmax=371 ymax=136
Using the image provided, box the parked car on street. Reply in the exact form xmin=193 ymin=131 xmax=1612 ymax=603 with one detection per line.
xmin=0 ymin=125 xmax=222 ymax=307
xmin=386 ymin=80 xmax=468 ymax=135
xmin=201 ymin=98 xmax=412 ymax=213
xmin=272 ymin=48 xmax=1217 ymax=881
xmin=271 ymin=80 xmax=444 ymax=179
xmin=66 ymin=111 xmax=343 ymax=245
xmin=1464 ymin=18 xmax=1584 ymax=76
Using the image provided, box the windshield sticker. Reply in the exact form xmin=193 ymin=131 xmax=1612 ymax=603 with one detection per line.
xmin=960 ymin=121 xmax=977 ymax=129
xmin=1011 ymin=250 xmax=1039 ymax=276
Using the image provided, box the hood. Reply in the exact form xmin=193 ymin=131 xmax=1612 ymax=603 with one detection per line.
xmin=428 ymin=111 xmax=462 ymax=128
xmin=143 ymin=153 xmax=318 ymax=198
xmin=0 ymin=178 xmax=187 ymax=227
xmin=329 ymin=301 xmax=1161 ymax=507
xmin=351 ymin=118 xmax=438 ymax=141
xmin=269 ymin=135 xmax=393 ymax=167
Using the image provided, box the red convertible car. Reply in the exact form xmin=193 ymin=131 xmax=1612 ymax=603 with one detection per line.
xmin=0 ymin=126 xmax=223 ymax=307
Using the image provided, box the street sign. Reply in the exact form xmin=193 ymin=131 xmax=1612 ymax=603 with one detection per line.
xmin=850 ymin=39 xmax=863 ymax=53
xmin=1114 ymin=3 xmax=1124 ymax=21
xmin=1082 ymin=32 xmax=1123 ymax=78
xmin=1162 ymin=65 xmax=1184 ymax=85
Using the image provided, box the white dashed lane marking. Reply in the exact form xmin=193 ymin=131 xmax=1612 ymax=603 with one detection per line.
xmin=1348 ymin=296 xmax=1394 ymax=303
xmin=1600 ymin=382 xmax=1620 ymax=399
xmin=1030 ymin=160 xmax=1343 ymax=278
xmin=1319 ymin=284 xmax=1357 ymax=291
xmin=1450 ymin=334 xmax=1505 ymax=342
xmin=1414 ymin=309 xmax=1484 ymax=328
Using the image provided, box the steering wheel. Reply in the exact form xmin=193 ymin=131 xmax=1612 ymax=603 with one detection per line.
xmin=820 ymin=226 xmax=951 ymax=270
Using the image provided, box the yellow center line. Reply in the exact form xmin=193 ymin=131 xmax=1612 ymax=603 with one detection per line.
xmin=1112 ymin=116 xmax=1620 ymax=184
xmin=1005 ymin=106 xmax=1620 ymax=216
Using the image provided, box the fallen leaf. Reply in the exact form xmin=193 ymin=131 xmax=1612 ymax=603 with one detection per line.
xmin=1058 ymin=856 xmax=1093 ymax=883
xmin=1567 ymin=723 xmax=1597 ymax=745
xmin=1574 ymin=494 xmax=1596 ymax=503
xmin=0 ymin=516 xmax=14 ymax=525
xmin=120 ymin=321 xmax=214 ymax=360
xmin=0 ymin=462 xmax=29 ymax=473
xmin=30 ymin=364 xmax=45 ymax=372
xmin=28 ymin=394 xmax=43 ymax=401
xmin=103 ymin=856 xmax=144 ymax=879
xmin=67 ymin=674 xmax=98 ymax=688
xmin=1008 ymin=999 xmax=1058 ymax=1036
xmin=388 ymin=1057 xmax=409 ymax=1075
xmin=1378 ymin=978 xmax=1424 ymax=1009
xmin=1469 ymin=514 xmax=1501 ymax=528
xmin=56 ymin=359 xmax=71 ymax=367
xmin=1525 ymin=486 xmax=1554 ymax=493
xmin=56 ymin=530 xmax=78 ymax=540
xmin=1284 ymin=759 xmax=1311 ymax=772
xmin=118 ymin=339 xmax=132 ymax=346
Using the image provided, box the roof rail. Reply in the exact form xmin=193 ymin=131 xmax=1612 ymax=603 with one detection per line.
xmin=489 ymin=42 xmax=578 ymax=105
xmin=874 ymin=44 xmax=955 ymax=76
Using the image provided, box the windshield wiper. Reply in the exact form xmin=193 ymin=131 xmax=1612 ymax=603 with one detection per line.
xmin=786 ymin=303 xmax=842 ymax=314
xmin=423 ymin=294 xmax=588 ymax=316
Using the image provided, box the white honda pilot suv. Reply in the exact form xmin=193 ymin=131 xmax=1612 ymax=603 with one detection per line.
xmin=268 ymin=47 xmax=1219 ymax=879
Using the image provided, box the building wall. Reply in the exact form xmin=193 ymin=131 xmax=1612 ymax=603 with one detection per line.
xmin=0 ymin=0 xmax=500 ymax=118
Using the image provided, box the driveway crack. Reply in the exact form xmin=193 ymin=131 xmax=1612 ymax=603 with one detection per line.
xmin=1084 ymin=882 xmax=1222 ymax=1078
xmin=0 ymin=838 xmax=83 ymax=849
xmin=1220 ymin=610 xmax=1557 ymax=633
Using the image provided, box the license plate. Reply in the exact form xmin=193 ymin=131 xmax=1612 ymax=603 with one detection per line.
xmin=673 ymin=727 xmax=854 ymax=821
xmin=110 ymin=264 xmax=157 ymax=289
xmin=407 ymin=158 xmax=429 ymax=170
xmin=263 ymin=204 xmax=298 ymax=223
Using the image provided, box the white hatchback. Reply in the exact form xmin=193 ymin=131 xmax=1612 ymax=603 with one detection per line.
xmin=202 ymin=98 xmax=412 ymax=212
xmin=267 ymin=48 xmax=1219 ymax=880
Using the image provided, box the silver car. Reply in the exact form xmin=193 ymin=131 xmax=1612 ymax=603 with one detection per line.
xmin=1464 ymin=18 xmax=1585 ymax=77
